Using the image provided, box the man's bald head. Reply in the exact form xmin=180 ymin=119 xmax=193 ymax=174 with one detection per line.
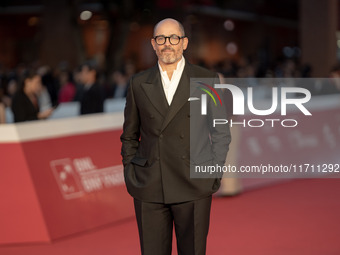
xmin=153 ymin=18 xmax=185 ymax=37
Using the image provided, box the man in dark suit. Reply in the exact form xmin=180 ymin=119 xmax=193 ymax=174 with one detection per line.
xmin=121 ymin=18 xmax=231 ymax=255
xmin=79 ymin=62 xmax=104 ymax=115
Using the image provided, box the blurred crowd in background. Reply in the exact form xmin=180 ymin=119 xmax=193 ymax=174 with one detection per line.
xmin=0 ymin=60 xmax=134 ymax=107
xmin=0 ymin=60 xmax=136 ymax=123
xmin=1 ymin=54 xmax=340 ymax=124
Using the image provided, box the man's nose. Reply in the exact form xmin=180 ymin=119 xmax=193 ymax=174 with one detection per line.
xmin=164 ymin=37 xmax=171 ymax=46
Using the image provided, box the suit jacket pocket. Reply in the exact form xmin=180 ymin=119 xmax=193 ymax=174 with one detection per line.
xmin=131 ymin=156 xmax=148 ymax=167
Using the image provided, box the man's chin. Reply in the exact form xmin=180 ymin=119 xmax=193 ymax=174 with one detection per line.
xmin=160 ymin=56 xmax=180 ymax=65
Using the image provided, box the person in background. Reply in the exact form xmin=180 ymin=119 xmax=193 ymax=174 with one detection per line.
xmin=39 ymin=65 xmax=59 ymax=107
xmin=72 ymin=66 xmax=84 ymax=102
xmin=78 ymin=62 xmax=104 ymax=115
xmin=58 ymin=70 xmax=76 ymax=103
xmin=3 ymin=77 xmax=18 ymax=107
xmin=37 ymin=66 xmax=54 ymax=112
xmin=112 ymin=69 xmax=128 ymax=98
xmin=124 ymin=60 xmax=137 ymax=80
xmin=0 ymin=87 xmax=6 ymax=123
xmin=11 ymin=70 xmax=54 ymax=122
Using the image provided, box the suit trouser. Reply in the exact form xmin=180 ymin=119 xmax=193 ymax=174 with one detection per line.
xmin=134 ymin=195 xmax=212 ymax=255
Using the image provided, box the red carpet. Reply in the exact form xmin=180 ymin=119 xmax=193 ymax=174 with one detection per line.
xmin=1 ymin=179 xmax=340 ymax=255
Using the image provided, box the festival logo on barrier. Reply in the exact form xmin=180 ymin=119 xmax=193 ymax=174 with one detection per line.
xmin=50 ymin=157 xmax=124 ymax=200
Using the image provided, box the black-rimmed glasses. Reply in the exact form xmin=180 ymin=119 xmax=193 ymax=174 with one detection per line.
xmin=153 ymin=35 xmax=186 ymax=45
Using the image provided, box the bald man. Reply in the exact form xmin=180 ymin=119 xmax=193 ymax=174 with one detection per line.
xmin=121 ymin=18 xmax=231 ymax=255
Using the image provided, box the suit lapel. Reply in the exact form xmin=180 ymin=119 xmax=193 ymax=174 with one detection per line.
xmin=160 ymin=62 xmax=192 ymax=132
xmin=141 ymin=66 xmax=169 ymax=117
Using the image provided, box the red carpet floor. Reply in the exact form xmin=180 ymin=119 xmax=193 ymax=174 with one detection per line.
xmin=1 ymin=178 xmax=340 ymax=255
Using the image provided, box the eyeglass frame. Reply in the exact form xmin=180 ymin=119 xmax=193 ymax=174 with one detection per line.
xmin=153 ymin=34 xmax=187 ymax=45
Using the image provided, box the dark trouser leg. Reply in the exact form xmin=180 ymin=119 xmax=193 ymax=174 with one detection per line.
xmin=171 ymin=195 xmax=212 ymax=255
xmin=134 ymin=198 xmax=173 ymax=255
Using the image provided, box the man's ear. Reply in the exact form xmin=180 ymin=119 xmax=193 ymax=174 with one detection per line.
xmin=151 ymin=38 xmax=156 ymax=51
xmin=182 ymin=37 xmax=189 ymax=51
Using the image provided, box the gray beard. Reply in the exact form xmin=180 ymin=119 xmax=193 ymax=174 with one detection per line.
xmin=159 ymin=53 xmax=180 ymax=64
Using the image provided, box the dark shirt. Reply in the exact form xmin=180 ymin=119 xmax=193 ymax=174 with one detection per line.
xmin=80 ymin=83 xmax=104 ymax=115
xmin=11 ymin=91 xmax=39 ymax=122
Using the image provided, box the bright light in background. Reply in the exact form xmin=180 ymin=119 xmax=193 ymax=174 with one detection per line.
xmin=224 ymin=20 xmax=235 ymax=31
xmin=226 ymin=42 xmax=238 ymax=55
xmin=80 ymin=10 xmax=92 ymax=21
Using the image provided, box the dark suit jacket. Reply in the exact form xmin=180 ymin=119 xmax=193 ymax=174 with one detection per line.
xmin=120 ymin=60 xmax=231 ymax=204
xmin=11 ymin=91 xmax=39 ymax=123
xmin=80 ymin=83 xmax=104 ymax=115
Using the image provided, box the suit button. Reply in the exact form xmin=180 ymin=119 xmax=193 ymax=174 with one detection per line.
xmin=181 ymin=155 xmax=186 ymax=159
xmin=180 ymin=134 xmax=184 ymax=139
xmin=187 ymin=114 xmax=190 ymax=118
xmin=159 ymin=134 xmax=163 ymax=139
xmin=156 ymin=156 xmax=160 ymax=160
xmin=150 ymin=115 xmax=155 ymax=119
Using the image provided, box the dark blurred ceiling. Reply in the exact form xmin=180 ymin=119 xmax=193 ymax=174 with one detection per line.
xmin=215 ymin=0 xmax=298 ymax=19
xmin=0 ymin=0 xmax=299 ymax=21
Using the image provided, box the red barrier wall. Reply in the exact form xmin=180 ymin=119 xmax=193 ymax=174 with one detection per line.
xmin=0 ymin=114 xmax=134 ymax=245
xmin=0 ymin=143 xmax=50 ymax=244
xmin=1 ymin=95 xmax=339 ymax=244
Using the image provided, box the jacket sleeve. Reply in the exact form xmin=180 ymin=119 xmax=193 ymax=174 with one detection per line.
xmin=120 ymin=77 xmax=140 ymax=167
xmin=208 ymin=75 xmax=232 ymax=167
